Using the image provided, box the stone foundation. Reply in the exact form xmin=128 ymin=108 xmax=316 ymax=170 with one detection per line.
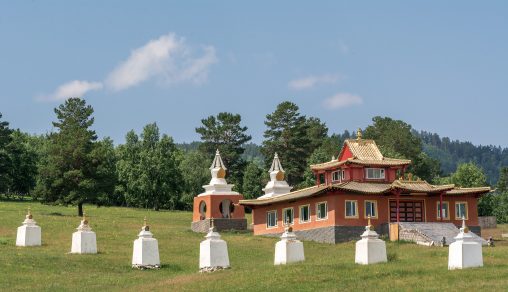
xmin=191 ymin=218 xmax=247 ymax=233
xmin=263 ymin=225 xmax=389 ymax=244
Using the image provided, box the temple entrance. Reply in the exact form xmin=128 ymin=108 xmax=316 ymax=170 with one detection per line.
xmin=390 ymin=200 xmax=425 ymax=222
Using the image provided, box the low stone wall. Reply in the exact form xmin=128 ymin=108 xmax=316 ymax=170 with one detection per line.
xmin=262 ymin=225 xmax=388 ymax=244
xmin=478 ymin=216 xmax=497 ymax=229
xmin=191 ymin=218 xmax=247 ymax=233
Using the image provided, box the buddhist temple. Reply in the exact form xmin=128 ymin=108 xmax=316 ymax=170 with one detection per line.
xmin=191 ymin=150 xmax=247 ymax=232
xmin=239 ymin=129 xmax=491 ymax=244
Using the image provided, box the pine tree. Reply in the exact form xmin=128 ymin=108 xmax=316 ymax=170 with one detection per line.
xmin=195 ymin=112 xmax=251 ymax=192
xmin=261 ymin=101 xmax=310 ymax=187
xmin=34 ymin=98 xmax=97 ymax=216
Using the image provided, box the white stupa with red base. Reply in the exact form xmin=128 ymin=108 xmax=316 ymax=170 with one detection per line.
xmin=355 ymin=216 xmax=387 ymax=265
xmin=16 ymin=207 xmax=41 ymax=247
xmin=191 ymin=150 xmax=246 ymax=233
xmin=132 ymin=217 xmax=160 ymax=269
xmin=274 ymin=224 xmax=305 ymax=265
xmin=448 ymin=217 xmax=483 ymax=270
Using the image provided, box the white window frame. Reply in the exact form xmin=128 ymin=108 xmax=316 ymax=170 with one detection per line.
xmin=332 ymin=170 xmax=341 ymax=182
xmin=436 ymin=201 xmax=450 ymax=220
xmin=455 ymin=202 xmax=468 ymax=220
xmin=316 ymin=201 xmax=328 ymax=221
xmin=282 ymin=207 xmax=294 ymax=225
xmin=299 ymin=204 xmax=310 ymax=223
xmin=365 ymin=168 xmax=385 ymax=180
xmin=364 ymin=200 xmax=378 ymax=219
xmin=345 ymin=200 xmax=359 ymax=219
xmin=266 ymin=210 xmax=277 ymax=229
xmin=342 ymin=170 xmax=346 ymax=180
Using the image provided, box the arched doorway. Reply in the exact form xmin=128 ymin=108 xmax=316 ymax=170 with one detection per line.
xmin=199 ymin=201 xmax=207 ymax=220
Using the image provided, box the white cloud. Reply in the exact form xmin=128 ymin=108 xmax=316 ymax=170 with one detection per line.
xmin=38 ymin=80 xmax=103 ymax=101
xmin=322 ymin=93 xmax=363 ymax=110
xmin=106 ymin=33 xmax=217 ymax=91
xmin=288 ymin=74 xmax=340 ymax=90
xmin=38 ymin=32 xmax=217 ymax=102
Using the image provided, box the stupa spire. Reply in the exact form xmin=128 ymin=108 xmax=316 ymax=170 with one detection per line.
xmin=198 ymin=149 xmax=238 ymax=196
xmin=259 ymin=152 xmax=292 ymax=199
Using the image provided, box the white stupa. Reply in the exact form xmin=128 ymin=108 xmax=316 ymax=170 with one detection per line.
xmin=16 ymin=207 xmax=41 ymax=247
xmin=132 ymin=217 xmax=160 ymax=269
xmin=259 ymin=153 xmax=292 ymax=199
xmin=199 ymin=149 xmax=238 ymax=196
xmin=71 ymin=212 xmax=97 ymax=254
xmin=448 ymin=217 xmax=483 ymax=270
xmin=274 ymin=225 xmax=305 ymax=265
xmin=199 ymin=218 xmax=230 ymax=272
xmin=355 ymin=216 xmax=387 ymax=265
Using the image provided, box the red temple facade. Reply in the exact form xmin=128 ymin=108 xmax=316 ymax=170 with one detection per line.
xmin=239 ymin=130 xmax=491 ymax=243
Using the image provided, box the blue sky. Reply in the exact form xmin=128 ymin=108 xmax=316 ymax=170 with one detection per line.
xmin=1 ymin=1 xmax=507 ymax=146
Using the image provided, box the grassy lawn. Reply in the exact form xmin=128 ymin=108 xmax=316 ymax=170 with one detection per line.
xmin=1 ymin=201 xmax=508 ymax=291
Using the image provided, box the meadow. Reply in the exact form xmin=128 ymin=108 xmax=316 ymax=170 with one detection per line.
xmin=1 ymin=201 xmax=508 ymax=291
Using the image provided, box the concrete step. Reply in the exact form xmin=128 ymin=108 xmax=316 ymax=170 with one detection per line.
xmin=398 ymin=222 xmax=486 ymax=246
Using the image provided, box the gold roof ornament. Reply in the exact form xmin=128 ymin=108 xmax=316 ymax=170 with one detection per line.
xmin=142 ymin=216 xmax=150 ymax=231
xmin=82 ymin=211 xmax=88 ymax=225
xmin=461 ymin=216 xmax=469 ymax=233
xmin=27 ymin=207 xmax=33 ymax=219
xmin=367 ymin=215 xmax=374 ymax=231
xmin=217 ymin=167 xmax=226 ymax=179
xmin=356 ymin=128 xmax=362 ymax=140
xmin=407 ymin=173 xmax=413 ymax=181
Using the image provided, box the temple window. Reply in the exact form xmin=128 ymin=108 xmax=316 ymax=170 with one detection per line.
xmin=283 ymin=207 xmax=294 ymax=225
xmin=345 ymin=200 xmax=358 ymax=218
xmin=266 ymin=210 xmax=277 ymax=228
xmin=365 ymin=200 xmax=378 ymax=218
xmin=299 ymin=205 xmax=310 ymax=223
xmin=455 ymin=202 xmax=468 ymax=220
xmin=437 ymin=201 xmax=450 ymax=220
xmin=316 ymin=202 xmax=328 ymax=220
xmin=365 ymin=168 xmax=385 ymax=179
xmin=332 ymin=171 xmax=341 ymax=182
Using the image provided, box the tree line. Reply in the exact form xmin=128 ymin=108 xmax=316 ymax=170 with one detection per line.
xmin=1 ymin=98 xmax=506 ymax=221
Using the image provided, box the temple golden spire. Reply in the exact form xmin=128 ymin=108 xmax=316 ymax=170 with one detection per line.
xmin=142 ymin=216 xmax=150 ymax=231
xmin=367 ymin=215 xmax=374 ymax=231
xmin=82 ymin=211 xmax=88 ymax=225
xmin=27 ymin=206 xmax=32 ymax=219
xmin=356 ymin=128 xmax=362 ymax=140
xmin=462 ymin=216 xmax=469 ymax=233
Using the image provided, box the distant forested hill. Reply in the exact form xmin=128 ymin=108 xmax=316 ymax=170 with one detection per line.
xmin=416 ymin=131 xmax=508 ymax=185
xmin=176 ymin=130 xmax=507 ymax=186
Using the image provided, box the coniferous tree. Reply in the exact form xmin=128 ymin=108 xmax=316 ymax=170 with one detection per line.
xmin=262 ymin=101 xmax=310 ymax=187
xmin=34 ymin=98 xmax=97 ymax=216
xmin=195 ymin=112 xmax=251 ymax=192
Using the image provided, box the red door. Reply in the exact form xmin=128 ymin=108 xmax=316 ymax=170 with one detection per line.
xmin=390 ymin=200 xmax=424 ymax=222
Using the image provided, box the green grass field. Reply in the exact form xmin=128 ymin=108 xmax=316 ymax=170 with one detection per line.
xmin=1 ymin=201 xmax=508 ymax=291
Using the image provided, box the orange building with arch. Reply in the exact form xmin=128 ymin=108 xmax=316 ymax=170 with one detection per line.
xmin=191 ymin=150 xmax=246 ymax=232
